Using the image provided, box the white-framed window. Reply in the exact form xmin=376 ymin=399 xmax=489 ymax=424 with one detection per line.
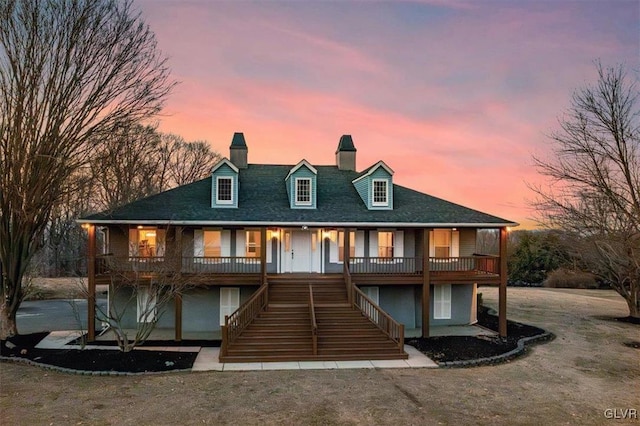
xmin=220 ymin=287 xmax=240 ymax=326
xmin=429 ymin=229 xmax=460 ymax=259
xmin=216 ymin=176 xmax=233 ymax=204
xmin=372 ymin=179 xmax=388 ymax=206
xmin=338 ymin=231 xmax=355 ymax=262
xmin=295 ymin=178 xmax=312 ymax=205
xmin=245 ymin=230 xmax=261 ymax=258
xmin=137 ymin=286 xmax=157 ymax=323
xmin=378 ymin=231 xmax=394 ymax=258
xmin=129 ymin=227 xmax=165 ymax=258
xmin=204 ymin=230 xmax=222 ymax=257
xmin=434 ymin=284 xmax=452 ymax=319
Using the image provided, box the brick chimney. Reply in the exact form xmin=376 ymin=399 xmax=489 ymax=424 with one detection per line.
xmin=336 ymin=134 xmax=357 ymax=171
xmin=229 ymin=132 xmax=248 ymax=169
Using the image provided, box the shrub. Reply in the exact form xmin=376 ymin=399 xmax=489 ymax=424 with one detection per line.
xmin=544 ymin=268 xmax=599 ymax=289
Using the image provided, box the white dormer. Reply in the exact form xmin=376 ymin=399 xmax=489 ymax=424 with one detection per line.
xmin=211 ymin=158 xmax=239 ymax=208
xmin=352 ymin=161 xmax=394 ymax=210
xmin=285 ymin=159 xmax=318 ymax=209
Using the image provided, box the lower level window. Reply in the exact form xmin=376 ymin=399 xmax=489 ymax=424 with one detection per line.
xmin=220 ymin=287 xmax=240 ymax=326
xmin=137 ymin=286 xmax=157 ymax=323
xmin=434 ymin=284 xmax=452 ymax=319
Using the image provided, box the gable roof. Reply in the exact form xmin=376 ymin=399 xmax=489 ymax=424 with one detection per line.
xmin=211 ymin=157 xmax=239 ymax=174
xmin=352 ymin=161 xmax=394 ymax=183
xmin=284 ymin=159 xmax=317 ymax=181
xmin=80 ymin=164 xmax=517 ymax=227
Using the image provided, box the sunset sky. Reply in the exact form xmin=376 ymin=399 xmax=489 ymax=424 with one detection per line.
xmin=136 ymin=0 xmax=639 ymax=228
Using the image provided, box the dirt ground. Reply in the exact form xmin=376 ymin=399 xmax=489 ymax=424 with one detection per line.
xmin=2 ymin=287 xmax=639 ymax=425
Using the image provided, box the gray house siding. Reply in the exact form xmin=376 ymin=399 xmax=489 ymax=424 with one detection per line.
xmin=430 ymin=284 xmax=475 ymax=326
xmin=459 ymin=228 xmax=476 ymax=256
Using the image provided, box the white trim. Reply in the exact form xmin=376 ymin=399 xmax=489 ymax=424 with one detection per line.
xmin=294 ymin=177 xmax=312 ymax=206
xmin=371 ymin=179 xmax=389 ymax=206
xmin=285 ymin=159 xmax=317 ymax=181
xmin=211 ymin=158 xmax=239 ymax=174
xmin=215 ymin=176 xmax=234 ymax=205
xmin=351 ymin=160 xmax=394 ymax=184
xmin=78 ymin=220 xmax=519 ymax=227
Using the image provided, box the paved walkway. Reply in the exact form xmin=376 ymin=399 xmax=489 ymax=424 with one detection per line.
xmin=37 ymin=331 xmax=439 ymax=371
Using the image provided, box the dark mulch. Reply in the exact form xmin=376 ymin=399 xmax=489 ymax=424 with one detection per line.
xmin=1 ymin=333 xmax=197 ymax=373
xmin=623 ymin=341 xmax=640 ymax=349
xmin=592 ymin=315 xmax=640 ymax=325
xmin=406 ymin=307 xmax=548 ymax=364
xmin=70 ymin=336 xmax=221 ymax=348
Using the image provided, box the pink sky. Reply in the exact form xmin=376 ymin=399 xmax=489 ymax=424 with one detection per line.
xmin=136 ymin=0 xmax=639 ymax=229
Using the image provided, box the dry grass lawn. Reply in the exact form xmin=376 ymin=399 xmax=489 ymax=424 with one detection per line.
xmin=2 ymin=286 xmax=639 ymax=425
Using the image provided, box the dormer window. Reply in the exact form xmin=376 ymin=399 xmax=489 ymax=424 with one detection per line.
xmin=216 ymin=177 xmax=233 ymax=204
xmin=372 ymin=179 xmax=388 ymax=206
xmin=295 ymin=178 xmax=312 ymax=205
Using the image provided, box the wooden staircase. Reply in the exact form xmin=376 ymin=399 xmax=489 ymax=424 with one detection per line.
xmin=220 ymin=274 xmax=408 ymax=362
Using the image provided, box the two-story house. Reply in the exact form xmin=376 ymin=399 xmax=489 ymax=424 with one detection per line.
xmin=79 ymin=133 xmax=516 ymax=362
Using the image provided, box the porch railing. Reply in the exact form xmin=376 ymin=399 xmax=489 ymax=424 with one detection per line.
xmin=348 ymin=257 xmax=421 ymax=274
xmin=95 ymin=255 xmax=262 ymax=275
xmin=221 ymin=282 xmax=269 ymax=357
xmin=352 ymin=285 xmax=404 ymax=353
xmin=309 ymin=285 xmax=318 ymax=356
xmin=182 ymin=257 xmax=261 ymax=274
xmin=428 ymin=255 xmax=500 ymax=274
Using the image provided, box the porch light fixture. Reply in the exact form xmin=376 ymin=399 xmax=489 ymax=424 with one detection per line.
xmin=81 ymin=223 xmax=90 ymax=230
xmin=137 ymin=225 xmax=143 ymax=229
xmin=301 ymin=225 xmax=308 ymax=230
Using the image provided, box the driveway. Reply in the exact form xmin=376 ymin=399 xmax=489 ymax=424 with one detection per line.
xmin=16 ymin=298 xmax=107 ymax=335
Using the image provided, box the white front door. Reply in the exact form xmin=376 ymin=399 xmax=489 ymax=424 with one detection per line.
xmin=291 ymin=231 xmax=312 ymax=272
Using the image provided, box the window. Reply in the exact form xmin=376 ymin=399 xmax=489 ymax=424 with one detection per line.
xmin=372 ymin=179 xmax=388 ymax=206
xmin=220 ymin=287 xmax=240 ymax=326
xmin=338 ymin=231 xmax=356 ymax=262
xmin=434 ymin=229 xmax=452 ymax=258
xmin=216 ymin=177 xmax=233 ymax=204
xmin=245 ymin=230 xmax=261 ymax=257
xmin=131 ymin=227 xmax=164 ymax=258
xmin=204 ymin=230 xmax=222 ymax=257
xmin=378 ymin=231 xmax=394 ymax=258
xmin=137 ymin=286 xmax=157 ymax=323
xmin=295 ymin=178 xmax=311 ymax=205
xmin=434 ymin=284 xmax=452 ymax=319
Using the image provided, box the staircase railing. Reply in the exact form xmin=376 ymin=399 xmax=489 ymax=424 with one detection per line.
xmin=221 ymin=281 xmax=269 ymax=357
xmin=343 ymin=262 xmax=353 ymax=304
xmin=351 ymin=285 xmax=405 ymax=353
xmin=308 ymin=284 xmax=318 ymax=356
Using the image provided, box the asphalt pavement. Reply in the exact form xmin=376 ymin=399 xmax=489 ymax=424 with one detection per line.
xmin=16 ymin=298 xmax=108 ymax=335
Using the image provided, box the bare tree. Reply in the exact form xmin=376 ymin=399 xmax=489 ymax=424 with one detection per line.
xmin=90 ymin=123 xmax=166 ymax=211
xmin=84 ymin=230 xmax=191 ymax=352
xmin=160 ymin=133 xmax=222 ymax=189
xmin=0 ymin=0 xmax=175 ymax=338
xmin=531 ymin=62 xmax=640 ymax=318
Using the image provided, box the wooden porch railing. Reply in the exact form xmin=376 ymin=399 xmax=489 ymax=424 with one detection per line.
xmin=351 ymin=285 xmax=404 ymax=353
xmin=220 ymin=282 xmax=269 ymax=357
xmin=309 ymin=284 xmax=318 ymax=356
xmin=95 ymin=255 xmax=262 ymax=275
xmin=182 ymin=257 xmax=261 ymax=274
xmin=343 ymin=262 xmax=353 ymax=304
xmin=349 ymin=257 xmax=421 ymax=274
xmin=429 ymin=255 xmax=499 ymax=274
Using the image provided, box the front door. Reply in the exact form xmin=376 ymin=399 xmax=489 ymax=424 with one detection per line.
xmin=291 ymin=230 xmax=312 ymax=272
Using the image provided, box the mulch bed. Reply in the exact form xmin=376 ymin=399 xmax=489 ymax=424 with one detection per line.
xmin=406 ymin=307 xmax=548 ymax=364
xmin=1 ymin=333 xmax=197 ymax=373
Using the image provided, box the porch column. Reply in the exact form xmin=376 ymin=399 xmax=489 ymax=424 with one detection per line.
xmin=499 ymin=227 xmax=508 ymax=337
xmin=87 ymin=224 xmax=96 ymax=342
xmin=260 ymin=227 xmax=267 ymax=285
xmin=343 ymin=228 xmax=351 ymax=304
xmin=343 ymin=228 xmax=351 ymax=266
xmin=174 ymin=226 xmax=183 ymax=341
xmin=422 ymin=228 xmax=430 ymax=337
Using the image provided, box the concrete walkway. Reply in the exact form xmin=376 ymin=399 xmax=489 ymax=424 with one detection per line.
xmin=36 ymin=331 xmax=439 ymax=371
